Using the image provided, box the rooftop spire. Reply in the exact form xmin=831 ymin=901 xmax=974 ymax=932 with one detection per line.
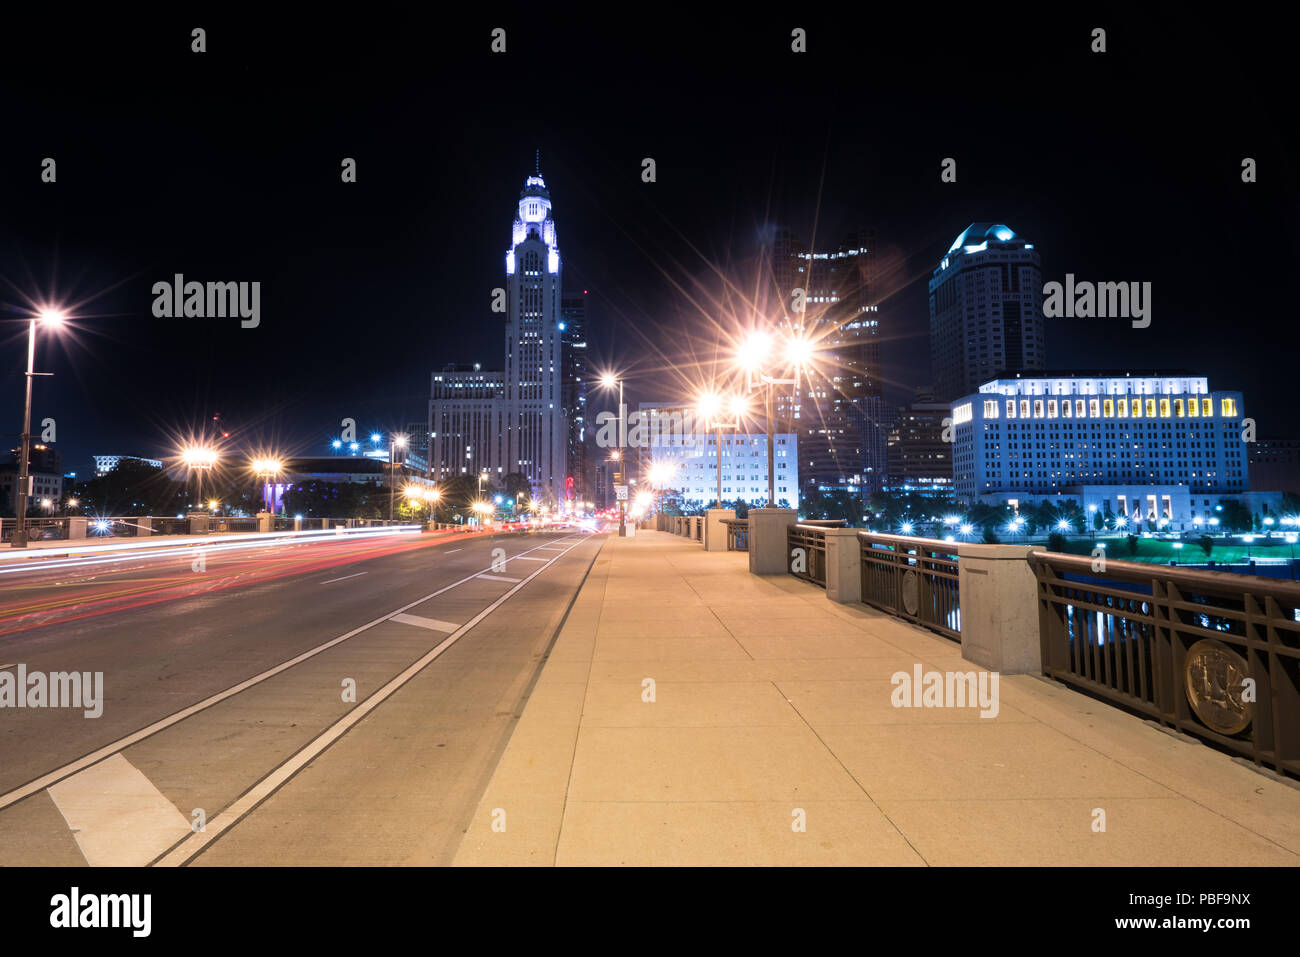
xmin=535 ymin=148 xmax=540 ymax=175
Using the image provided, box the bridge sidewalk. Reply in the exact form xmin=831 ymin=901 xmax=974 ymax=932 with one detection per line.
xmin=453 ymin=530 xmax=1300 ymax=866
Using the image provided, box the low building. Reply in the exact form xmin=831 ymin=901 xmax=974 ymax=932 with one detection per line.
xmin=93 ymin=454 xmax=163 ymax=476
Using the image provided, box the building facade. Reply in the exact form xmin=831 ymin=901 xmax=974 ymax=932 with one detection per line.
xmin=427 ymin=170 xmax=579 ymax=506
xmin=767 ymin=228 xmax=886 ymax=499
xmin=929 ymin=223 xmax=1045 ymax=402
xmin=560 ymin=292 xmax=589 ymax=501
xmin=885 ymin=388 xmax=953 ymax=498
xmin=93 ymin=454 xmax=164 ymax=476
xmin=950 ymin=372 xmax=1266 ymax=529
xmin=1248 ymin=438 xmax=1300 ymax=494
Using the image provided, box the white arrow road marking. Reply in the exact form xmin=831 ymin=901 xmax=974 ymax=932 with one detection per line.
xmin=48 ymin=754 xmax=190 ymax=866
xmin=476 ymin=574 xmax=521 ymax=583
xmin=389 ymin=613 xmax=460 ymax=633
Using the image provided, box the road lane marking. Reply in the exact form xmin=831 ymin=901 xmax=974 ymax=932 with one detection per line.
xmin=444 ymin=549 xmax=463 ymax=554
xmin=509 ymin=556 xmax=548 ymax=562
xmin=0 ymin=536 xmax=574 ymax=814
xmin=319 ymin=572 xmax=367 ymax=584
xmin=48 ymin=754 xmax=190 ymax=867
xmin=390 ymin=613 xmax=459 ymax=633
xmin=153 ymin=537 xmax=587 ymax=866
xmin=477 ymin=574 xmax=521 ymax=583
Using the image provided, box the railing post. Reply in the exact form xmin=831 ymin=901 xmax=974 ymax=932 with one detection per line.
xmin=747 ymin=508 xmax=796 ymax=575
xmin=136 ymin=516 xmax=152 ymax=537
xmin=68 ymin=516 xmax=87 ymax=539
xmin=257 ymin=511 xmax=273 ymax=533
xmin=823 ymin=528 xmax=862 ymax=603
xmin=957 ymin=543 xmax=1039 ymax=674
xmin=704 ymin=508 xmax=735 ymax=551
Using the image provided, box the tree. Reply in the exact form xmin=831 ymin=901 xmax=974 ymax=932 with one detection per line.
xmin=1216 ymin=499 xmax=1252 ymax=534
xmin=981 ymin=525 xmax=1000 ymax=544
xmin=1196 ymin=535 xmax=1214 ymax=558
xmin=72 ymin=460 xmax=187 ymax=516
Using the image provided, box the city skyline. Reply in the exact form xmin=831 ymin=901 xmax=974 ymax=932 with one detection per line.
xmin=2 ymin=13 xmax=1295 ymax=481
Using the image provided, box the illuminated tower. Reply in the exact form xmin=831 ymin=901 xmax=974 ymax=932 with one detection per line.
xmin=504 ymin=171 xmax=566 ymax=503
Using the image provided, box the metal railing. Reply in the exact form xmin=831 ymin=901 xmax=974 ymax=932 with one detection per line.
xmin=787 ymin=524 xmax=829 ymax=586
xmin=722 ymin=518 xmax=748 ymax=552
xmin=1032 ymin=551 xmax=1300 ymax=777
xmin=0 ymin=517 xmax=69 ymax=542
xmin=858 ymin=532 xmax=961 ymax=640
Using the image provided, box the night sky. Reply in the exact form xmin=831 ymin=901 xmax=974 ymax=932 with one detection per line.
xmin=1 ymin=8 xmax=1294 ymax=477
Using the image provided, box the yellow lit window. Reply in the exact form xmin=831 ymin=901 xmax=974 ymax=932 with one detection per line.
xmin=1188 ymin=398 xmax=1200 ymax=417
xmin=1103 ymin=399 xmax=1114 ymax=418
xmin=1047 ymin=399 xmax=1058 ymax=418
xmin=1145 ymin=398 xmax=1156 ymax=418
xmin=1201 ymin=398 xmax=1212 ymax=416
xmin=1131 ymin=398 xmax=1142 ymax=417
xmin=1117 ymin=399 xmax=1128 ymax=418
xmin=1159 ymin=398 xmax=1170 ymax=417
xmin=1221 ymin=397 xmax=1237 ymax=417
xmin=1089 ymin=398 xmax=1100 ymax=417
xmin=1174 ymin=398 xmax=1184 ymax=417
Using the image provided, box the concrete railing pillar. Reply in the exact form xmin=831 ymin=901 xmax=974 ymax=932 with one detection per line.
xmin=956 ymin=543 xmax=1039 ymax=674
xmin=69 ymin=517 xmax=88 ymax=539
xmin=136 ymin=517 xmax=152 ymax=536
xmin=823 ymin=528 xmax=862 ymax=604
xmin=747 ymin=508 xmax=797 ymax=575
xmin=257 ymin=511 xmax=273 ymax=533
xmin=704 ymin=508 xmax=735 ymax=551
xmin=187 ymin=512 xmax=210 ymax=535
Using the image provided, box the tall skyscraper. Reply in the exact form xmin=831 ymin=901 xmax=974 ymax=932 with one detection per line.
xmin=428 ymin=168 xmax=576 ymax=505
xmin=560 ymin=292 xmax=589 ymax=502
xmin=767 ymin=227 xmax=886 ymax=498
xmin=928 ymin=223 xmax=1045 ymax=402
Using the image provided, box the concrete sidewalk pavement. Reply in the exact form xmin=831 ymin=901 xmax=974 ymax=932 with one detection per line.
xmin=453 ymin=530 xmax=1300 ymax=866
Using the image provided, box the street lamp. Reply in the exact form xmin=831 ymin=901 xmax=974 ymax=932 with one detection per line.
xmin=181 ymin=445 xmax=219 ymax=512
xmin=735 ymin=328 xmax=817 ymax=509
xmin=697 ymin=391 xmax=746 ymax=511
xmin=389 ymin=434 xmax=408 ymax=522
xmin=10 ymin=309 xmax=65 ymax=548
xmin=251 ymin=457 xmax=283 ymax=514
xmin=598 ymin=372 xmax=628 ymax=535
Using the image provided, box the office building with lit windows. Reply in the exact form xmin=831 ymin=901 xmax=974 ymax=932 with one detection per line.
xmin=929 ymin=223 xmax=1045 ymax=402
xmin=949 ymin=372 xmax=1286 ymax=529
xmin=645 ymin=430 xmax=800 ymax=510
xmin=427 ymin=169 xmax=578 ymax=506
xmin=767 ymin=228 xmax=886 ymax=498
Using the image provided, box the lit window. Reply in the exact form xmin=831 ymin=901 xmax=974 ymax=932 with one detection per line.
xmin=1201 ymin=398 xmax=1212 ymax=417
xmin=1103 ymin=399 xmax=1114 ymax=418
xmin=1033 ymin=400 xmax=1044 ymax=418
xmin=1076 ymin=400 xmax=1086 ymax=418
xmin=1117 ymin=399 xmax=1128 ymax=418
xmin=1221 ymin=397 xmax=1237 ymax=417
xmin=1006 ymin=400 xmax=1016 ymax=418
xmin=1089 ymin=398 xmax=1100 ymax=418
xmin=984 ymin=399 xmax=999 ymax=418
xmin=1020 ymin=399 xmax=1031 ymax=418
xmin=1188 ymin=399 xmax=1200 ymax=418
xmin=1173 ymin=398 xmax=1184 ymax=417
xmin=1047 ymin=399 xmax=1058 ymax=418
xmin=1159 ymin=398 xmax=1170 ymax=417
xmin=1145 ymin=398 xmax=1156 ymax=418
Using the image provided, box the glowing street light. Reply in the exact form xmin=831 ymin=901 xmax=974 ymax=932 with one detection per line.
xmin=10 ymin=307 xmax=69 ymax=548
xmin=598 ymin=372 xmax=627 ymax=536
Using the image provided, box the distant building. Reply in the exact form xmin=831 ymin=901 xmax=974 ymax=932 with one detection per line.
xmin=560 ymin=292 xmax=590 ymax=502
xmin=767 ymin=227 xmax=887 ymax=498
xmin=261 ymin=456 xmax=432 ymax=513
xmin=885 ymin=388 xmax=953 ymax=498
xmin=1248 ymin=438 xmax=1300 ymax=493
xmin=92 ymin=454 xmax=163 ymax=476
xmin=929 ymin=223 xmax=1045 ymax=402
xmin=1 ymin=444 xmax=65 ymax=510
xmin=948 ymin=372 xmax=1285 ymax=529
xmin=427 ymin=168 xmax=576 ymax=506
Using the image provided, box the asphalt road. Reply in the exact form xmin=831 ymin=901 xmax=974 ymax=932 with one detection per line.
xmin=0 ymin=527 xmax=604 ymax=865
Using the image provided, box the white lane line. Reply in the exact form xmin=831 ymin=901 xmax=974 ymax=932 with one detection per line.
xmin=154 ymin=537 xmax=587 ymax=866
xmin=477 ymin=574 xmax=521 ymax=583
xmin=320 ymin=572 xmax=366 ymax=584
xmin=0 ymin=537 xmax=569 ymax=814
xmin=48 ymin=754 xmax=191 ymax=867
xmin=509 ymin=556 xmax=548 ymax=562
xmin=389 ymin=613 xmax=459 ymax=633
xmin=444 ymin=548 xmax=463 ymax=554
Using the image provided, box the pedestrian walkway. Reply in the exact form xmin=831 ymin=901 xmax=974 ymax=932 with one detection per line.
xmin=453 ymin=530 xmax=1300 ymax=866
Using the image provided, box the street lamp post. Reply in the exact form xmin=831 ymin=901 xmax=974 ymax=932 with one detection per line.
xmin=737 ymin=331 xmax=812 ymax=509
xmin=599 ymin=373 xmax=627 ymax=536
xmin=389 ymin=434 xmax=407 ymax=522
xmin=11 ymin=310 xmax=64 ymax=548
